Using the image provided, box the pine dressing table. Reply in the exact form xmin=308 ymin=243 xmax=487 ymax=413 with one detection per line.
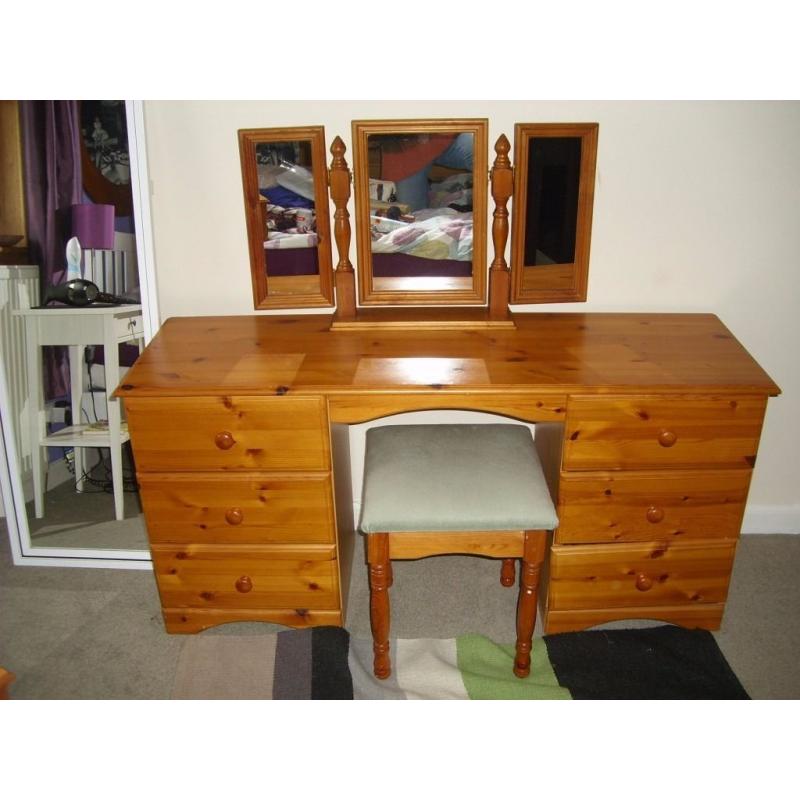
xmin=117 ymin=312 xmax=780 ymax=635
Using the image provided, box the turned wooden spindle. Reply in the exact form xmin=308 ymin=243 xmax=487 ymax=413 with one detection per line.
xmin=329 ymin=136 xmax=356 ymax=321
xmin=489 ymin=134 xmax=514 ymax=321
xmin=500 ymin=558 xmax=516 ymax=587
xmin=367 ymin=533 xmax=392 ymax=679
xmin=513 ymin=531 xmax=546 ymax=678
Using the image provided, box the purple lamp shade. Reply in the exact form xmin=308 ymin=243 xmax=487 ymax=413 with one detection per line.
xmin=71 ymin=203 xmax=116 ymax=250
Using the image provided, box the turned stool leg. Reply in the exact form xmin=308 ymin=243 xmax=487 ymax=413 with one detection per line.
xmin=500 ymin=558 xmax=516 ymax=587
xmin=367 ymin=532 xmax=392 ymax=679
xmin=514 ymin=531 xmax=547 ymax=678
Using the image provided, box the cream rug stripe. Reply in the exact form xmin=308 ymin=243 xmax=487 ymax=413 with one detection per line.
xmin=172 ymin=634 xmax=278 ymax=699
xmin=394 ymin=638 xmax=470 ymax=700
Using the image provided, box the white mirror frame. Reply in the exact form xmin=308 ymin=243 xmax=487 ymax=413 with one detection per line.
xmin=1 ymin=100 xmax=159 ymax=569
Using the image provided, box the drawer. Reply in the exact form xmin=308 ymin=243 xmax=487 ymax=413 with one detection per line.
xmin=139 ymin=474 xmax=335 ymax=544
xmin=114 ymin=313 xmax=142 ymax=342
xmin=556 ymin=470 xmax=751 ymax=544
xmin=563 ymin=395 xmax=766 ymax=470
xmin=547 ymin=540 xmax=737 ymax=611
xmin=151 ymin=544 xmax=340 ymax=610
xmin=125 ymin=396 xmax=329 ymax=471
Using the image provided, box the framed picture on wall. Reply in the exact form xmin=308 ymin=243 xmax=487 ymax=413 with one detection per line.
xmin=79 ymin=100 xmax=133 ymax=216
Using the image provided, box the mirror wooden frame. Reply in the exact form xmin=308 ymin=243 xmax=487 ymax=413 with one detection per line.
xmin=238 ymin=126 xmax=334 ymax=309
xmin=352 ymin=118 xmax=488 ymax=306
xmin=510 ymin=122 xmax=598 ymax=304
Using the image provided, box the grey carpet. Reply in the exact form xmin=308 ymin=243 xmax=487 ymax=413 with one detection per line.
xmin=1 ymin=527 xmax=799 ymax=699
xmin=25 ymin=457 xmax=149 ymax=551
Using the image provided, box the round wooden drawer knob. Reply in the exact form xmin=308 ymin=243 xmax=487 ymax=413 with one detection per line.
xmin=635 ymin=573 xmax=654 ymax=592
xmin=646 ymin=506 xmax=665 ymax=524
xmin=214 ymin=431 xmax=236 ymax=450
xmin=235 ymin=575 xmax=253 ymax=593
xmin=657 ymin=429 xmax=678 ymax=448
xmin=225 ymin=507 xmax=244 ymax=526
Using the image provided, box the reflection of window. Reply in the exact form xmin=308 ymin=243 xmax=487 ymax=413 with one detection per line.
xmin=255 ymin=141 xmax=312 ymax=167
xmin=525 ymin=137 xmax=581 ymax=265
xmin=80 ymin=100 xmax=130 ymax=186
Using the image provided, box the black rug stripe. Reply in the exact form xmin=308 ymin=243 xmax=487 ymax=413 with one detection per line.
xmin=273 ymin=628 xmax=313 ymax=699
xmin=544 ymin=625 xmax=749 ymax=700
xmin=311 ymin=627 xmax=354 ymax=700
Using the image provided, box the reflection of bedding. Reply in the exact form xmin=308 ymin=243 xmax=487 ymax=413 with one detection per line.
xmin=260 ymin=186 xmax=314 ymax=209
xmin=262 ymin=201 xmax=316 ymax=249
xmin=265 ymin=232 xmax=318 ymax=250
xmin=427 ymin=172 xmax=473 ymax=210
xmin=370 ymin=208 xmax=472 ymax=261
xmin=259 ymin=159 xmax=316 ymax=247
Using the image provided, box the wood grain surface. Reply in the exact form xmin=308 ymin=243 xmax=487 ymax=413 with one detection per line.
xmin=116 ymin=313 xmax=780 ymax=399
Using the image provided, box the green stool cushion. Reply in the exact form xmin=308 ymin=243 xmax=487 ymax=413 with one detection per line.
xmin=358 ymin=424 xmax=559 ymax=534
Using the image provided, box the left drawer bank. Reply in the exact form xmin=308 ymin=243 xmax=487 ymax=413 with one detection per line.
xmin=124 ymin=395 xmax=346 ymax=634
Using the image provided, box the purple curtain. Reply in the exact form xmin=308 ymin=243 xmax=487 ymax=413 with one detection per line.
xmin=19 ymin=101 xmax=83 ymax=399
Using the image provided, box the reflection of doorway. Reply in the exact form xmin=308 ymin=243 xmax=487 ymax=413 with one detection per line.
xmin=0 ymin=100 xmax=159 ymax=569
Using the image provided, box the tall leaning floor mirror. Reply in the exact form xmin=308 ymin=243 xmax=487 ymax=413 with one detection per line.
xmin=0 ymin=322 xmax=150 ymax=569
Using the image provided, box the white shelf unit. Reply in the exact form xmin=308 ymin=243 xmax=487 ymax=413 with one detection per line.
xmin=14 ymin=303 xmax=144 ymax=522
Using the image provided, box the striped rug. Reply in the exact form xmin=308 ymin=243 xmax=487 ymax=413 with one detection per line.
xmin=171 ymin=625 xmax=748 ymax=700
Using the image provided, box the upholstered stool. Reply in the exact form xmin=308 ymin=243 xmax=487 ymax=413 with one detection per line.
xmin=358 ymin=423 xmax=558 ymax=680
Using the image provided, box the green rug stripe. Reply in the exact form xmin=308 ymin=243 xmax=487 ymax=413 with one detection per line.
xmin=456 ymin=634 xmax=571 ymax=700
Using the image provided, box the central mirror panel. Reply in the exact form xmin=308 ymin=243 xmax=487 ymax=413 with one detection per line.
xmin=352 ymin=119 xmax=488 ymax=306
xmin=239 ymin=126 xmax=334 ymax=309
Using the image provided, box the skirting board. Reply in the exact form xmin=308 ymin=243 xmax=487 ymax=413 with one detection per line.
xmin=742 ymin=505 xmax=800 ymax=535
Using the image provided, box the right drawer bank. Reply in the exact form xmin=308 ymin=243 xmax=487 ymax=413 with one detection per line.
xmin=543 ymin=394 xmax=767 ymax=634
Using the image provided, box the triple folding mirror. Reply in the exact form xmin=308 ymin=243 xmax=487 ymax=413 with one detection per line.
xmin=238 ymin=120 xmax=597 ymax=312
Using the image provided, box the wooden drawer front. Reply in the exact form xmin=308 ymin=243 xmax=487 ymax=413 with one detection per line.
xmin=125 ymin=396 xmax=329 ymax=472
xmin=556 ymin=470 xmax=751 ymax=544
xmin=563 ymin=395 xmax=766 ymax=471
xmin=151 ymin=545 xmax=339 ymax=610
xmin=548 ymin=540 xmax=736 ymax=611
xmin=139 ymin=474 xmax=335 ymax=544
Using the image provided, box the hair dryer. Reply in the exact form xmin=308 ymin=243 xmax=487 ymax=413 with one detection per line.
xmin=44 ymin=279 xmax=128 ymax=307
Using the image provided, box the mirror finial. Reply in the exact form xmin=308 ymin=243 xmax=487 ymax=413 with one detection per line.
xmin=494 ymin=133 xmax=512 ymax=166
xmin=489 ymin=134 xmax=514 ymax=319
xmin=329 ymin=135 xmax=356 ymax=321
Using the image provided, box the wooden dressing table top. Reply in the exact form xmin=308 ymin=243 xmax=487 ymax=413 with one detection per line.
xmin=117 ymin=313 xmax=780 ymax=401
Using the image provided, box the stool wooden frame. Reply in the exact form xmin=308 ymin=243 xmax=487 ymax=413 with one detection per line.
xmin=366 ymin=529 xmax=548 ymax=680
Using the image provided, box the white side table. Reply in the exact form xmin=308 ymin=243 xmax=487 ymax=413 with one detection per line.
xmin=15 ymin=304 xmax=144 ymax=521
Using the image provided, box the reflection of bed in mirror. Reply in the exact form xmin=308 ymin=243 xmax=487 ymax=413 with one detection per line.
xmin=238 ymin=127 xmax=334 ymax=308
xmin=367 ymin=136 xmax=474 ymax=286
xmin=255 ymin=143 xmax=320 ymax=295
xmin=352 ymin=120 xmax=488 ymax=306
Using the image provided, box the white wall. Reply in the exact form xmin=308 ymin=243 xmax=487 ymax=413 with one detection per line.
xmin=142 ymin=101 xmax=800 ymax=532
